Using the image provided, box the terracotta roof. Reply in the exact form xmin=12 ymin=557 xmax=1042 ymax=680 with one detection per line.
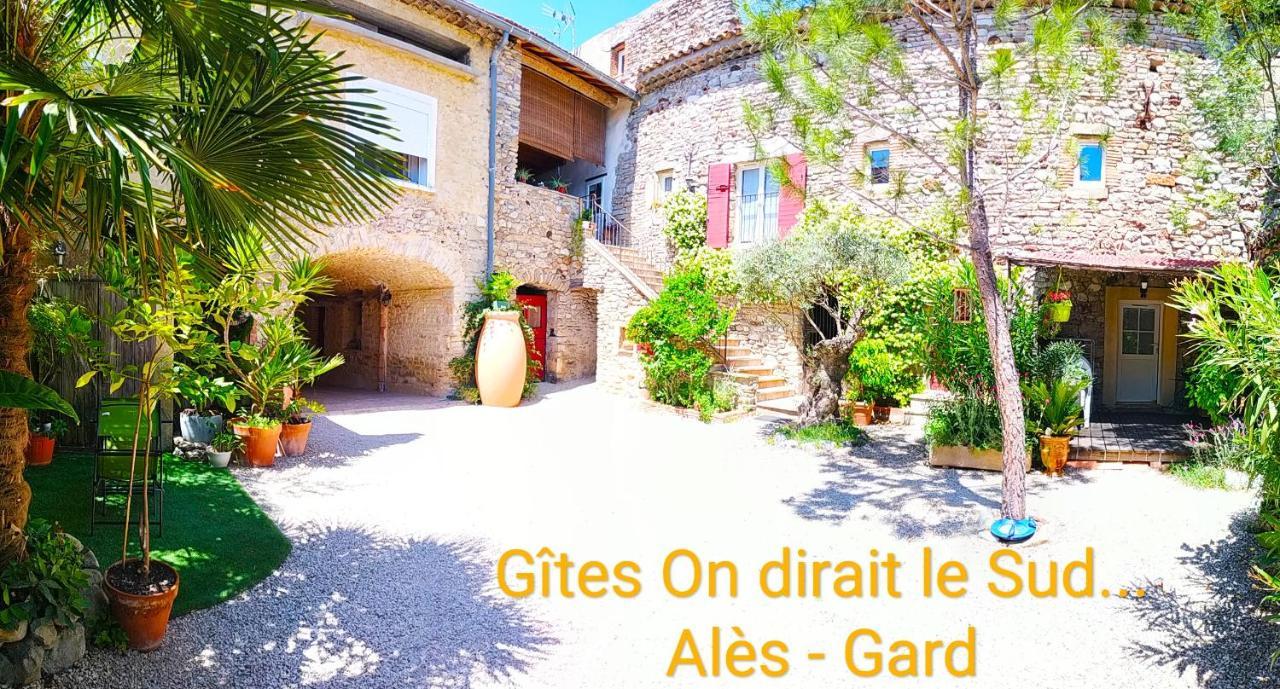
xmin=996 ymin=248 xmax=1222 ymax=273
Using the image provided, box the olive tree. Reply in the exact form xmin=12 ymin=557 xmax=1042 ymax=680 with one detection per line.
xmin=745 ymin=0 xmax=1121 ymax=519
xmin=737 ymin=210 xmax=908 ymax=424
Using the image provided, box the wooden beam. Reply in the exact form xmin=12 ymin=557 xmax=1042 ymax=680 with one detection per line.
xmin=519 ymin=48 xmax=617 ymax=108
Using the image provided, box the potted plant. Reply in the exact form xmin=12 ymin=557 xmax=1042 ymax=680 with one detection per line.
xmin=924 ymin=394 xmax=1033 ymax=471
xmin=844 ymin=379 xmax=875 ymax=427
xmin=280 ymin=397 xmax=324 ymax=457
xmin=847 ymin=338 xmax=918 ymax=425
xmin=209 ymin=249 xmax=343 ymax=467
xmin=516 ymin=167 xmax=534 ymax=184
xmin=547 ymin=176 xmax=569 ymax=194
xmin=174 ymin=363 xmax=237 ymax=444
xmin=1044 ymin=289 xmax=1073 ymax=323
xmin=206 ymin=430 xmax=242 ymax=468
xmin=78 ymin=262 xmax=201 ymax=652
xmin=25 ymin=415 xmax=68 ymax=466
xmin=1023 ymin=378 xmax=1088 ymax=476
xmin=0 ymin=371 xmax=78 ymax=471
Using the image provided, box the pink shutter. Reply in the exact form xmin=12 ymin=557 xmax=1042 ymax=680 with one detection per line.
xmin=777 ymin=153 xmax=807 ymax=238
xmin=706 ymin=163 xmax=732 ymax=248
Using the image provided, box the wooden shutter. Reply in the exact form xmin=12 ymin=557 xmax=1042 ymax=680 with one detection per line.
xmin=706 ymin=163 xmax=732 ymax=248
xmin=573 ymin=94 xmax=606 ymax=166
xmin=777 ymin=153 xmax=807 ymax=237
xmin=519 ymin=68 xmax=574 ymax=159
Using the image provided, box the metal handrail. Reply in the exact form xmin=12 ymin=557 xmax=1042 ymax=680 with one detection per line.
xmin=587 ymin=200 xmax=629 ymax=247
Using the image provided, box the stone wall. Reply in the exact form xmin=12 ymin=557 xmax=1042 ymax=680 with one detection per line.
xmin=608 ymin=10 xmax=1261 ymax=270
xmin=546 ymin=289 xmax=598 ymax=382
xmin=729 ymin=304 xmax=804 ymax=388
xmin=578 ymin=0 xmax=741 ymax=87
xmin=582 ymin=245 xmax=650 ymax=397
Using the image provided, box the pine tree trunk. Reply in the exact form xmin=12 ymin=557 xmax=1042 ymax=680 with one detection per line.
xmin=0 ymin=214 xmax=36 ymax=563
xmin=967 ymin=199 xmax=1028 ymax=520
xmin=798 ymin=331 xmax=859 ymax=425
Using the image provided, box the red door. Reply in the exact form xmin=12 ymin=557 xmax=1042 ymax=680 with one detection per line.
xmin=516 ymin=293 xmax=547 ymax=381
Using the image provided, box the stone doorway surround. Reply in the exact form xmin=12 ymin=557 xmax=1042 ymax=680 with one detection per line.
xmin=1101 ymin=285 xmax=1180 ymax=409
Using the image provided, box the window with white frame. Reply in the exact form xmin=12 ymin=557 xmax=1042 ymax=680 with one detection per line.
xmin=355 ymin=77 xmax=438 ymax=190
xmin=737 ymin=164 xmax=781 ymax=245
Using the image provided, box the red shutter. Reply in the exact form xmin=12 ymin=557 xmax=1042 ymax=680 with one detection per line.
xmin=777 ymin=153 xmax=807 ymax=238
xmin=706 ymin=163 xmax=732 ymax=248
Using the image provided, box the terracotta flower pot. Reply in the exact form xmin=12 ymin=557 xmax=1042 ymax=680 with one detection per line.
xmin=851 ymin=402 xmax=874 ymax=427
xmin=105 ymin=559 xmax=179 ymax=652
xmin=25 ymin=435 xmax=55 ymax=466
xmin=475 ymin=310 xmax=528 ymax=408
xmin=1040 ymin=435 xmax=1072 ymax=476
xmin=230 ymin=421 xmax=282 ymax=468
xmin=280 ymin=420 xmax=312 ymax=457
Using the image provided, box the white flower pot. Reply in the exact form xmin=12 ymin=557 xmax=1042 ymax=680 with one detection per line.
xmin=206 ymin=449 xmax=233 ymax=468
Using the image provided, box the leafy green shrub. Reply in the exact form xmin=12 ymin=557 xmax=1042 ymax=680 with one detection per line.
xmin=923 ymin=396 xmax=1003 ymax=450
xmin=628 ymin=270 xmax=733 ymax=408
xmin=0 ymin=520 xmax=89 ymax=631
xmin=910 ymin=261 xmax=1042 ymax=395
xmin=846 ymin=338 xmax=920 ymax=405
xmin=673 ymin=245 xmax=739 ymax=297
xmin=661 ymin=190 xmax=708 ymax=254
xmin=450 ymin=270 xmax=541 ymax=403
xmin=1185 ymin=360 xmax=1241 ymax=425
xmin=1021 ymin=378 xmax=1088 ymax=437
xmin=1171 ymin=462 xmax=1231 ymax=490
xmin=1035 ymin=340 xmax=1089 ymax=387
xmin=857 ymin=275 xmax=929 ymax=402
xmin=694 ymin=379 xmax=739 ymax=422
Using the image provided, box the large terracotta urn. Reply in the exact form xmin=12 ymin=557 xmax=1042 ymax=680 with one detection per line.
xmin=475 ymin=310 xmax=528 ymax=407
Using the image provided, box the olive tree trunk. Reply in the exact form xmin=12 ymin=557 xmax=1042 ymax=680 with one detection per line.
xmin=798 ymin=331 xmax=859 ymax=425
xmin=0 ymin=215 xmax=36 ymax=563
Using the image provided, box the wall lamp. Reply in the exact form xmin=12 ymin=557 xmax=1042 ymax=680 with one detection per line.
xmin=1139 ymin=277 xmax=1150 ymax=299
xmin=52 ymin=241 xmax=67 ymax=267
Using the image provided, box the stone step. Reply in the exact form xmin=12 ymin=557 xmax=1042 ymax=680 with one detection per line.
xmin=757 ymin=387 xmax=796 ymax=402
xmin=734 ymin=364 xmax=773 ymax=376
xmin=725 ymin=355 xmax=763 ymax=367
xmin=756 ymin=376 xmax=788 ymax=389
xmin=714 ymin=346 xmax=753 ymax=358
xmin=757 ymin=395 xmax=803 ymax=418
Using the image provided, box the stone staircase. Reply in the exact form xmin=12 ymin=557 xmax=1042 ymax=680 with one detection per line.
xmin=604 ymin=245 xmax=664 ymax=293
xmin=602 ymin=244 xmax=804 ymax=417
xmin=712 ymin=336 xmax=804 ymax=418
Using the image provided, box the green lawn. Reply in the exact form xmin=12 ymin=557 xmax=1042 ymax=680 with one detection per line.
xmin=26 ymin=453 xmax=291 ymax=617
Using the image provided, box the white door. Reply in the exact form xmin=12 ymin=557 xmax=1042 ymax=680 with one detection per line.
xmin=1117 ymin=302 xmax=1161 ymax=403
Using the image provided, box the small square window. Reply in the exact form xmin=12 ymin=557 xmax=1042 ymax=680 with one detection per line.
xmin=611 ymin=44 xmax=627 ymax=76
xmin=1078 ymin=142 xmax=1104 ymax=183
xmin=655 ymin=170 xmax=676 ymax=204
xmin=869 ymin=148 xmax=891 ymax=185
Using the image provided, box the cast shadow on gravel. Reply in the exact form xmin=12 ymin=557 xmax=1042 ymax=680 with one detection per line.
xmin=1124 ymin=510 xmax=1280 ymax=689
xmin=194 ymin=527 xmax=556 ymax=688
xmin=779 ymin=426 xmax=1096 ymax=540
xmin=280 ymin=416 xmax=423 ymax=470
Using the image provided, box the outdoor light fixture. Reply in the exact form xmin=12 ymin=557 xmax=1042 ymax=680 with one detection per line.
xmin=1139 ymin=277 xmax=1150 ymax=299
xmin=52 ymin=241 xmax=67 ymax=267
xmin=685 ymin=177 xmax=697 ymax=192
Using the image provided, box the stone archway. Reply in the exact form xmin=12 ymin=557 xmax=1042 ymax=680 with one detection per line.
xmin=300 ymin=244 xmax=462 ymax=396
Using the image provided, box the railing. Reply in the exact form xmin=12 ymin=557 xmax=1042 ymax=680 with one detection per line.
xmin=586 ymin=199 xmax=630 ymax=247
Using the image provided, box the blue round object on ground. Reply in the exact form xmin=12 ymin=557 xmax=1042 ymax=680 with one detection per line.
xmin=990 ymin=517 xmax=1037 ymax=543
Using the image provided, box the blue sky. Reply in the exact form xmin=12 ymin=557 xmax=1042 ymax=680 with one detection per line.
xmin=470 ymin=0 xmax=654 ymax=47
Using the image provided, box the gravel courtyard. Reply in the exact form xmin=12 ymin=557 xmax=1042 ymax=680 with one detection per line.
xmin=56 ymin=382 xmax=1276 ymax=688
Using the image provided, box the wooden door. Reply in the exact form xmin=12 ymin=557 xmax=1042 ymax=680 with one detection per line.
xmin=1117 ymin=302 xmax=1161 ymax=403
xmin=516 ymin=293 xmax=548 ymax=381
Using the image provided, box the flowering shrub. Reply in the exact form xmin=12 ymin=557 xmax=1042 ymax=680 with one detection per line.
xmin=1044 ymin=290 xmax=1072 ymax=303
xmin=627 ymin=270 xmax=733 ymax=409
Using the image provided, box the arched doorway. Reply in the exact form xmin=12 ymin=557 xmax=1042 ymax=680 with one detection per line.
xmin=300 ymin=248 xmax=456 ymax=395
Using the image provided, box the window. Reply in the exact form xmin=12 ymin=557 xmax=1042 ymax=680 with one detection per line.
xmin=1078 ymin=141 xmax=1104 ymax=184
xmin=1121 ymin=305 xmax=1157 ymax=356
xmin=869 ymin=147 xmax=891 ymax=185
xmin=738 ymin=164 xmax=781 ymax=244
xmin=655 ymin=169 xmax=676 ymax=205
xmin=611 ymin=44 xmax=627 ymax=76
xmin=952 ymin=288 xmax=973 ymax=323
xmin=354 ymin=77 xmax=438 ymax=190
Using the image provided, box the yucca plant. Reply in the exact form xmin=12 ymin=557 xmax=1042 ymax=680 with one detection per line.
xmin=0 ymin=0 xmax=399 ymax=563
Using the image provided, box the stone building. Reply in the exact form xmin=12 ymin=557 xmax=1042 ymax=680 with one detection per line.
xmin=295 ymin=0 xmax=634 ymax=394
xmin=577 ymin=0 xmax=1266 ymax=414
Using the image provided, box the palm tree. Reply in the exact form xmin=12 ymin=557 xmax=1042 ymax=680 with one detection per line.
xmin=0 ymin=0 xmax=399 ymax=562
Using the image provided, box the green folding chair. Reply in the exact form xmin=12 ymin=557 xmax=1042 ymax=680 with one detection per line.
xmin=90 ymin=398 xmax=165 ymax=536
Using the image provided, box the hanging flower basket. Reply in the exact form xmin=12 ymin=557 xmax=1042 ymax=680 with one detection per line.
xmin=1044 ymin=290 xmax=1073 ymax=323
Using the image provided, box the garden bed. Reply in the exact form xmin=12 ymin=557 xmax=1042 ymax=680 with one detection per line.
xmin=928 ymin=444 xmax=1030 ymax=472
xmin=637 ymin=398 xmax=755 ymax=424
